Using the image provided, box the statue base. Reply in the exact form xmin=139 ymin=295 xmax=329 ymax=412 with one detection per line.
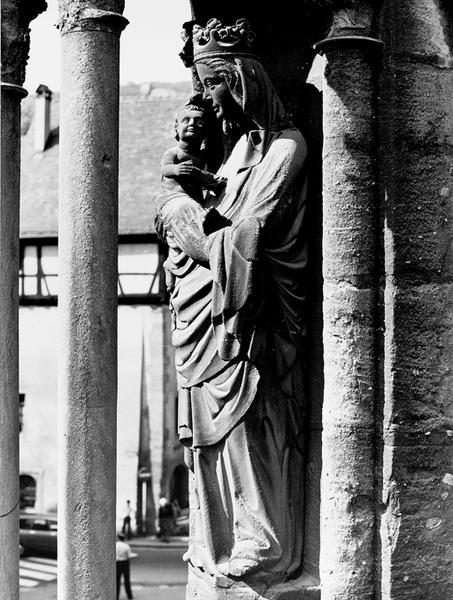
xmin=186 ymin=566 xmax=320 ymax=600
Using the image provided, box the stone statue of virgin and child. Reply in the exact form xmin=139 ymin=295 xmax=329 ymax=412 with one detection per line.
xmin=155 ymin=17 xmax=309 ymax=598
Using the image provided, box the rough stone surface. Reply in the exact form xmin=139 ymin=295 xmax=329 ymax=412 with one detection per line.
xmin=57 ymin=2 xmax=126 ymax=599
xmin=379 ymin=1 xmax=453 ymax=598
xmin=319 ymin=38 xmax=382 ymax=600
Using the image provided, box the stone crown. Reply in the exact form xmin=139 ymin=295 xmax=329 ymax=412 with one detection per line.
xmin=192 ymin=18 xmax=257 ymax=62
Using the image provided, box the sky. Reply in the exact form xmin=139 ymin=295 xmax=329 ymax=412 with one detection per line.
xmin=25 ymin=0 xmax=193 ymax=93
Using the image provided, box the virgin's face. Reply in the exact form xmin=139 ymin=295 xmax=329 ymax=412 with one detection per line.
xmin=196 ymin=63 xmax=241 ymax=121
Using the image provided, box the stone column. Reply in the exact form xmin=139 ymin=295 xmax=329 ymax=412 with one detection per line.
xmin=57 ymin=2 xmax=127 ymax=599
xmin=314 ymin=4 xmax=383 ymax=599
xmin=0 ymin=2 xmax=46 ymax=599
xmin=379 ymin=1 xmax=453 ymax=598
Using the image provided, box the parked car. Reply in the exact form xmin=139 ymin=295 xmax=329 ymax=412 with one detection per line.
xmin=19 ymin=513 xmax=57 ymax=557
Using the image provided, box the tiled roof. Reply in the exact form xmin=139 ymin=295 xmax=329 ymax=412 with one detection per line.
xmin=20 ymin=83 xmax=191 ymax=238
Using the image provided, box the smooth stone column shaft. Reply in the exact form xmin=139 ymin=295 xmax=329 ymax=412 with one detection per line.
xmin=57 ymin=4 xmax=127 ymax=599
xmin=1 ymin=1 xmax=45 ymax=596
xmin=0 ymin=84 xmax=23 ymax=600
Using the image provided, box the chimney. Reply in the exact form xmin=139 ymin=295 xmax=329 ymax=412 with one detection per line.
xmin=34 ymin=84 xmax=52 ymax=152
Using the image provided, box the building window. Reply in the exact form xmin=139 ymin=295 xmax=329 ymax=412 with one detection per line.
xmin=19 ymin=474 xmax=37 ymax=510
xmin=19 ymin=244 xmax=58 ymax=298
xmin=19 ymin=238 xmax=164 ymax=305
xmin=118 ymin=243 xmax=161 ymax=297
xmin=19 ymin=393 xmax=25 ymax=432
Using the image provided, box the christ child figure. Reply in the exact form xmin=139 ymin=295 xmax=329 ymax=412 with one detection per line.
xmin=156 ymin=96 xmax=230 ymax=243
xmin=160 ymin=95 xmax=226 ymax=205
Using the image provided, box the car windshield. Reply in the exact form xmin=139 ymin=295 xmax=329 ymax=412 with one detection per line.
xmin=20 ymin=516 xmax=57 ymax=530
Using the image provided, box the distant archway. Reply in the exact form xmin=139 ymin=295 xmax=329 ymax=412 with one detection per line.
xmin=169 ymin=464 xmax=188 ymax=509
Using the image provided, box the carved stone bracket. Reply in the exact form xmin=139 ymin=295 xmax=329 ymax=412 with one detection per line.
xmin=57 ymin=1 xmax=128 ymax=36
xmin=1 ymin=0 xmax=47 ymax=86
xmin=328 ymin=4 xmax=378 ymax=37
xmin=313 ymin=1 xmax=384 ymax=56
xmin=307 ymin=0 xmax=383 ymax=47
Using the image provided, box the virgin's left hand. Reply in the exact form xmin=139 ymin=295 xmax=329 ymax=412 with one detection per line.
xmin=163 ymin=200 xmax=210 ymax=262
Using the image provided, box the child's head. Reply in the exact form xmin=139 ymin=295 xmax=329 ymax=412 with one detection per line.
xmin=175 ymin=94 xmax=207 ymax=143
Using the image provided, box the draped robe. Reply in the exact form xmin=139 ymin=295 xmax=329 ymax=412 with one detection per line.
xmin=157 ymin=124 xmax=309 ymax=586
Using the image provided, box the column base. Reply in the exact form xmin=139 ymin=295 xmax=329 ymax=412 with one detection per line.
xmin=186 ymin=567 xmax=320 ymax=600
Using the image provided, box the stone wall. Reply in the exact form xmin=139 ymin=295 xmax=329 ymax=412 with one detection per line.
xmin=379 ymin=1 xmax=453 ymax=597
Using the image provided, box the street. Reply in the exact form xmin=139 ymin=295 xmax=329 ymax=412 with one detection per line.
xmin=20 ymin=544 xmax=188 ymax=600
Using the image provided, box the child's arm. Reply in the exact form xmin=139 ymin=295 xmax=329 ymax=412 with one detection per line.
xmin=161 ymin=155 xmax=213 ymax=182
xmin=161 ymin=148 xmax=183 ymax=179
xmin=161 ymin=148 xmax=226 ymax=189
xmin=164 ymin=163 xmax=226 ymax=190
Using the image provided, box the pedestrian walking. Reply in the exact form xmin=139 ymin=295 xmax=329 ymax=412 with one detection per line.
xmin=121 ymin=499 xmax=133 ymax=539
xmin=158 ymin=497 xmax=175 ymax=543
xmin=116 ymin=533 xmax=133 ymax=600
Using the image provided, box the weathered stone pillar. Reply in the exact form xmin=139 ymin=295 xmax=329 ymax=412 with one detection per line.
xmin=57 ymin=2 xmax=127 ymax=599
xmin=379 ymin=1 xmax=453 ymax=598
xmin=1 ymin=2 xmax=46 ymax=598
xmin=314 ymin=4 xmax=383 ymax=599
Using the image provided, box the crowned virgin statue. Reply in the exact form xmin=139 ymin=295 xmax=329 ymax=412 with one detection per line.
xmin=155 ymin=18 xmax=309 ymax=599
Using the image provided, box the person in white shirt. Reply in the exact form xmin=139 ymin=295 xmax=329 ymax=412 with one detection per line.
xmin=116 ymin=533 xmax=133 ymax=600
